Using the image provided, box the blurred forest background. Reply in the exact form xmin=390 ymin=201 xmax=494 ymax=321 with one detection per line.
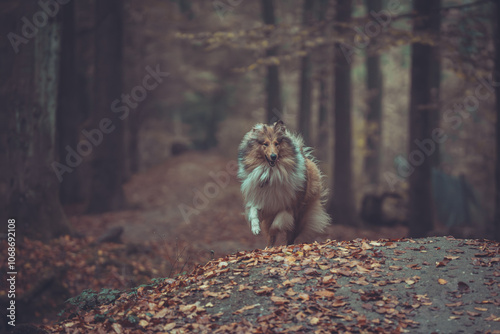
xmin=1 ymin=0 xmax=500 ymax=328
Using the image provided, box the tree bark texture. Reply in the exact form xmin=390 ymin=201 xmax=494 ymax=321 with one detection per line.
xmin=363 ymin=0 xmax=383 ymax=186
xmin=331 ymin=0 xmax=354 ymax=225
xmin=298 ymin=0 xmax=315 ymax=145
xmin=408 ymin=1 xmax=441 ymax=237
xmin=87 ymin=0 xmax=126 ymax=213
xmin=495 ymin=1 xmax=500 ymax=241
xmin=261 ymin=0 xmax=283 ymax=124
xmin=0 ymin=2 xmax=73 ymax=240
xmin=58 ymin=0 xmax=87 ymax=206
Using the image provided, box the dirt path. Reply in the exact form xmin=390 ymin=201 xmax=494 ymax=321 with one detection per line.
xmin=72 ymin=152 xmax=408 ymax=264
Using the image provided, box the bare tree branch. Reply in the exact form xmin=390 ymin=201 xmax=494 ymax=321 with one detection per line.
xmin=393 ymin=0 xmax=494 ymax=22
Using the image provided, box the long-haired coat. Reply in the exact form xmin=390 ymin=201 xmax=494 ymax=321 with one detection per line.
xmin=238 ymin=121 xmax=331 ymax=247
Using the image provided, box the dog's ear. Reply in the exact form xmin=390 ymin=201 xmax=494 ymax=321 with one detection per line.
xmin=252 ymin=124 xmax=264 ymax=132
xmin=273 ymin=120 xmax=286 ymax=132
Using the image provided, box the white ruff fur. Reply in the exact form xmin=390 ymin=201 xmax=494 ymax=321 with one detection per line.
xmin=241 ymin=152 xmax=306 ymax=212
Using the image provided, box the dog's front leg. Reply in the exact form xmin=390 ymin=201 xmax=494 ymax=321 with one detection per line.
xmin=247 ymin=206 xmax=261 ymax=235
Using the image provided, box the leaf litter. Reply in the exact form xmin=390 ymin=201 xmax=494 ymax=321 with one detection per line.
xmin=42 ymin=236 xmax=500 ymax=333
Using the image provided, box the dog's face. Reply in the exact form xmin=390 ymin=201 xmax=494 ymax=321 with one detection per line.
xmin=239 ymin=121 xmax=297 ymax=174
xmin=254 ymin=121 xmax=287 ymax=168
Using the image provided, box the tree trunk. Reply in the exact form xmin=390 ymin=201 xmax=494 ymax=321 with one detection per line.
xmin=495 ymin=1 xmax=500 ymax=241
xmin=408 ymin=1 xmax=440 ymax=237
xmin=315 ymin=0 xmax=329 ymax=161
xmin=87 ymin=0 xmax=126 ymax=213
xmin=69 ymin=0 xmax=97 ymax=213
xmin=127 ymin=95 xmax=141 ymax=173
xmin=363 ymin=0 xmax=383 ymax=186
xmin=316 ymin=73 xmax=329 ymax=158
xmin=58 ymin=1 xmax=86 ymax=206
xmin=261 ymin=0 xmax=283 ymax=123
xmin=0 ymin=2 xmax=73 ymax=240
xmin=331 ymin=0 xmax=354 ymax=225
xmin=429 ymin=1 xmax=442 ymax=168
xmin=298 ymin=0 xmax=315 ymax=145
xmin=122 ymin=5 xmax=144 ymax=175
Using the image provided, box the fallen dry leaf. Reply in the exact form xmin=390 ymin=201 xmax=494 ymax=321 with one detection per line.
xmin=332 ymin=299 xmax=347 ymax=307
xmin=255 ymin=286 xmax=273 ymax=295
xmin=314 ymin=290 xmax=335 ymax=299
xmin=298 ymin=293 xmax=310 ymax=301
xmin=153 ymin=308 xmax=169 ymax=318
xmin=389 ymin=265 xmax=402 ymax=271
xmin=466 ymin=311 xmax=481 ymax=317
xmin=405 ymin=278 xmax=416 ymax=285
xmin=112 ymin=323 xmax=122 ymax=334
xmin=179 ymin=304 xmax=197 ymax=313
xmin=164 ymin=323 xmax=176 ymax=331
xmin=270 ymin=295 xmax=289 ymax=305
xmin=362 ymin=303 xmax=373 ymax=310
xmin=233 ymin=304 xmax=260 ymax=315
xmin=239 ymin=284 xmax=252 ymax=292
xmin=485 ymin=314 xmax=500 ymax=322
xmin=303 ymin=267 xmax=321 ymax=276
xmin=474 ymin=307 xmax=488 ymax=312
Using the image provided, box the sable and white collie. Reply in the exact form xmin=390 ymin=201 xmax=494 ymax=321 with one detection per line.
xmin=238 ymin=120 xmax=331 ymax=247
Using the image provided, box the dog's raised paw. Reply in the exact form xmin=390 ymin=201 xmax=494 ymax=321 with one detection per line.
xmin=251 ymin=219 xmax=261 ymax=235
xmin=251 ymin=226 xmax=261 ymax=235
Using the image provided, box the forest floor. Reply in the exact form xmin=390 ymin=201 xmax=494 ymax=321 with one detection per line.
xmin=43 ymin=236 xmax=500 ymax=333
xmin=0 ymin=151 xmax=421 ymax=332
xmin=2 ymin=151 xmax=499 ymax=333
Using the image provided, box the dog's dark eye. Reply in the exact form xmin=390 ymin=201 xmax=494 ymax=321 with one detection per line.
xmin=263 ymin=143 xmax=269 ymax=147
xmin=274 ymin=142 xmax=279 ymax=147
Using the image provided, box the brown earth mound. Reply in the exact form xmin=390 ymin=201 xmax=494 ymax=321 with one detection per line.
xmin=44 ymin=236 xmax=499 ymax=334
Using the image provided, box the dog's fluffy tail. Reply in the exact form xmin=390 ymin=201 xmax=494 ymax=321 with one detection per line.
xmin=304 ymin=199 xmax=331 ymax=234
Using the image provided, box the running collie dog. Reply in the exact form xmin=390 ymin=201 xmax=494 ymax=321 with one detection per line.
xmin=238 ymin=121 xmax=331 ymax=247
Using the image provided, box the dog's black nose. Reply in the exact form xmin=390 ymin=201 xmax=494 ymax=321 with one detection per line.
xmin=270 ymin=153 xmax=277 ymax=161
